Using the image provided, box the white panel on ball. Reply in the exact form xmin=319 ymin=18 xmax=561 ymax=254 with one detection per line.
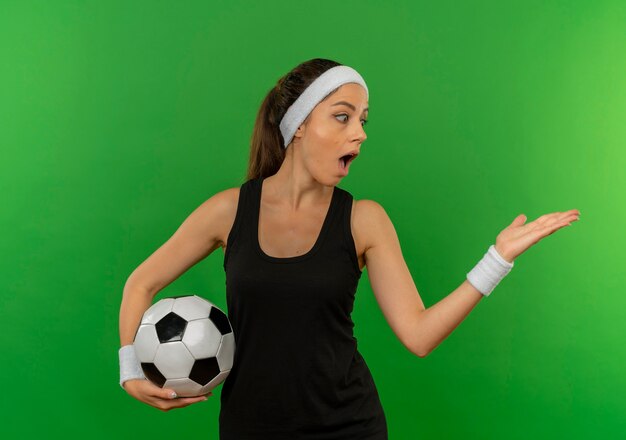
xmin=134 ymin=294 xmax=236 ymax=397
xmin=134 ymin=324 xmax=160 ymax=362
xmin=216 ymin=332 xmax=236 ymax=370
xmin=182 ymin=318 xmax=222 ymax=358
xmin=164 ymin=377 xmax=204 ymax=397
xmin=142 ymin=298 xmax=175 ymax=325
xmin=154 ymin=341 xmax=195 ymax=378
xmin=172 ymin=295 xmax=213 ymax=321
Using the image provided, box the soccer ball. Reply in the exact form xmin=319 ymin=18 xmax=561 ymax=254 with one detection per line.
xmin=133 ymin=294 xmax=235 ymax=397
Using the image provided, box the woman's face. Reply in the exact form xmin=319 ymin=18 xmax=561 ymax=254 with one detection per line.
xmin=294 ymin=82 xmax=368 ymax=181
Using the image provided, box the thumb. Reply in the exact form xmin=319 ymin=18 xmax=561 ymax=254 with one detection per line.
xmin=164 ymin=389 xmax=178 ymax=399
xmin=510 ymin=213 xmax=527 ymax=227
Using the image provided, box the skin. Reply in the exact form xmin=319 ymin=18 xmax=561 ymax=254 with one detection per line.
xmin=242 ymin=81 xmax=580 ymax=358
xmin=119 ymin=83 xmax=369 ymax=412
xmin=254 ymin=82 xmax=369 ymax=261
xmin=119 ymin=81 xmax=581 ymax=410
xmin=264 ymin=83 xmax=369 ymax=198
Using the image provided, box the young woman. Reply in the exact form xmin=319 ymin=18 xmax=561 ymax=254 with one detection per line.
xmin=118 ymin=58 xmax=580 ymax=439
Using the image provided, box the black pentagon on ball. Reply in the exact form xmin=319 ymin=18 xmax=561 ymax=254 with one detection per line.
xmin=155 ymin=312 xmax=187 ymax=343
xmin=209 ymin=307 xmax=232 ymax=335
xmin=189 ymin=357 xmax=221 ymax=386
xmin=142 ymin=362 xmax=166 ymax=387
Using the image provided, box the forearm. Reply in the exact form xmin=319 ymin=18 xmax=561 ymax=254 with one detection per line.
xmin=412 ymin=243 xmax=514 ymax=357
xmin=119 ymin=283 xmax=154 ymax=347
xmin=413 ymin=279 xmax=484 ymax=357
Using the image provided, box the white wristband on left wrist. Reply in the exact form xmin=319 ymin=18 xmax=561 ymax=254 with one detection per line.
xmin=119 ymin=344 xmax=146 ymax=389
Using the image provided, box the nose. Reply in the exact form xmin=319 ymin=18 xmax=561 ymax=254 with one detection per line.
xmin=353 ymin=121 xmax=367 ymax=143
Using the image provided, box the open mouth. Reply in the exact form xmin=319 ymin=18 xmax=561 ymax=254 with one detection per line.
xmin=339 ymin=153 xmax=357 ymax=168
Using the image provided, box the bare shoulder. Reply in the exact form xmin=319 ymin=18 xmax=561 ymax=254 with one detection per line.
xmin=186 ymin=186 xmax=241 ymax=251
xmin=124 ymin=186 xmax=241 ymax=295
xmin=351 ymin=198 xmax=392 ymax=265
xmin=211 ymin=186 xmax=240 ymax=249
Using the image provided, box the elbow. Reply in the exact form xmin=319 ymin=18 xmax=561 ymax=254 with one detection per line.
xmin=411 ymin=310 xmax=429 ymax=358
xmin=407 ymin=336 xmax=428 ymax=358
xmin=414 ymin=345 xmax=429 ymax=358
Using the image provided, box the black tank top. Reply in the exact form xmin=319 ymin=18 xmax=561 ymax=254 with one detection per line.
xmin=220 ymin=176 xmax=388 ymax=440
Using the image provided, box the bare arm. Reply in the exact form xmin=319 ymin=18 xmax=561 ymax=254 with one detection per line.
xmin=118 ymin=187 xmax=237 ymax=347
xmin=358 ymin=199 xmax=501 ymax=357
xmin=361 ymin=200 xmax=579 ymax=358
xmin=119 ymin=283 xmax=154 ymax=346
xmin=410 ymin=279 xmax=484 ymax=357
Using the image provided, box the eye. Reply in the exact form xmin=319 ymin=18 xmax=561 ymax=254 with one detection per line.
xmin=335 ymin=114 xmax=368 ymax=127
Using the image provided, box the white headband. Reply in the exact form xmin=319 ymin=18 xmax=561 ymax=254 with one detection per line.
xmin=278 ymin=65 xmax=369 ymax=148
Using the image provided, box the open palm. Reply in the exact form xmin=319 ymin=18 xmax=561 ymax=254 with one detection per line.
xmin=494 ymin=209 xmax=581 ymax=263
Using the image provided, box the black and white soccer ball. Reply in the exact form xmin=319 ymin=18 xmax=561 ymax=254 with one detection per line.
xmin=132 ymin=294 xmax=235 ymax=397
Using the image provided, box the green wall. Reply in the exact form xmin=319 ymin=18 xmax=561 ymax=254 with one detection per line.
xmin=1 ymin=0 xmax=624 ymax=438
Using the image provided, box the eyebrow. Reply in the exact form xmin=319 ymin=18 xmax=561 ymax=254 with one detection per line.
xmin=331 ymin=101 xmax=369 ymax=114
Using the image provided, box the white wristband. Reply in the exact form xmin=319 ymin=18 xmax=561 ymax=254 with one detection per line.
xmin=119 ymin=344 xmax=146 ymax=389
xmin=466 ymin=244 xmax=514 ymax=297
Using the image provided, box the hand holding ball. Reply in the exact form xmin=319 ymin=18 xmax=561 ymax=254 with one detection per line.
xmin=132 ymin=295 xmax=236 ymax=397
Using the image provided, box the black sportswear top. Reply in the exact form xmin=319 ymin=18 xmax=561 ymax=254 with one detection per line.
xmin=219 ymin=176 xmax=388 ymax=440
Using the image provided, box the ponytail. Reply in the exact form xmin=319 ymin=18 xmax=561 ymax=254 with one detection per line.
xmin=245 ymin=58 xmax=342 ymax=182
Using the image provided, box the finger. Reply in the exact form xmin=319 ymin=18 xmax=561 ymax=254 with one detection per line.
xmin=535 ymin=219 xmax=572 ymax=237
xmin=157 ymin=388 xmax=178 ymax=400
xmin=552 ymin=212 xmax=573 ymax=223
xmin=152 ymin=394 xmax=208 ymax=411
xmin=529 ymin=213 xmax=559 ymax=228
xmin=536 ymin=210 xmax=578 ymax=226
xmin=559 ymin=210 xmax=580 ymax=221
xmin=555 ymin=210 xmax=581 ymax=222
xmin=542 ymin=212 xmax=577 ymax=228
xmin=145 ymin=388 xmax=181 ymax=409
xmin=560 ymin=213 xmax=580 ymax=226
xmin=519 ymin=212 xmax=579 ymax=239
xmin=169 ymin=395 xmax=209 ymax=409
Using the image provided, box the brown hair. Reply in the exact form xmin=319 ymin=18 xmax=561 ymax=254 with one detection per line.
xmin=244 ymin=58 xmax=343 ymax=182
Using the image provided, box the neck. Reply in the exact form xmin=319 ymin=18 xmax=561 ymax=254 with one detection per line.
xmin=263 ymin=144 xmax=333 ymax=212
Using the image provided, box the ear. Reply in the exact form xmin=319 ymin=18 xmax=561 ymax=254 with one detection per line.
xmin=293 ymin=120 xmax=307 ymax=140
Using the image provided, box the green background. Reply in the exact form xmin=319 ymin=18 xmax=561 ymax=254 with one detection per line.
xmin=1 ymin=0 xmax=624 ymax=438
